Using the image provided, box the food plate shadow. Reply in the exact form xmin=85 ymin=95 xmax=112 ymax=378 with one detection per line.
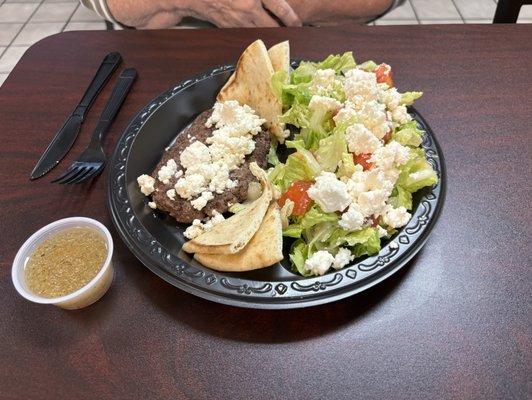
xmin=133 ymin=251 xmax=421 ymax=344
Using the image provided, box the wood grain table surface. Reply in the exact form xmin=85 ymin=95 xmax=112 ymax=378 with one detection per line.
xmin=0 ymin=24 xmax=530 ymax=400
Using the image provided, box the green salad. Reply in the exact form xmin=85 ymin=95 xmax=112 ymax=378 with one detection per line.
xmin=268 ymin=52 xmax=438 ymax=277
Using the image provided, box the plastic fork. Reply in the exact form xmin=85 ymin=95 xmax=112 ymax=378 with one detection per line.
xmin=52 ymin=68 xmax=137 ymax=184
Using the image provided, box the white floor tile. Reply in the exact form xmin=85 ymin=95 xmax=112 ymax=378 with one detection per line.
xmin=64 ymin=21 xmax=107 ymax=31
xmin=464 ymin=19 xmax=492 ymax=24
xmin=411 ymin=0 xmax=462 ymax=20
xmin=454 ymin=0 xmax=496 ymax=19
xmin=4 ymin=0 xmax=40 ymax=3
xmin=12 ymin=22 xmax=63 ymax=46
xmin=381 ymin=1 xmax=417 ymax=20
xmin=420 ymin=19 xmax=463 ymax=24
xmin=0 ymin=46 xmax=28 ymax=73
xmin=0 ymin=3 xmax=39 ymax=23
xmin=0 ymin=23 xmax=23 ymax=45
xmin=0 ymin=72 xmax=8 ymax=87
xmin=375 ymin=19 xmax=419 ymax=25
xmin=70 ymin=5 xmax=104 ymax=21
xmin=44 ymin=0 xmax=78 ymax=2
xmin=31 ymin=2 xmax=78 ymax=22
xmin=519 ymin=5 xmax=532 ymax=19
xmin=517 ymin=19 xmax=532 ymax=24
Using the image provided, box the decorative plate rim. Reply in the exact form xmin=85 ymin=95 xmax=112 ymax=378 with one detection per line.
xmin=107 ymin=64 xmax=447 ymax=309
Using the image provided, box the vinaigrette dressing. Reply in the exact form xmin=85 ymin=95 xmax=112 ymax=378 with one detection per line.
xmin=24 ymin=227 xmax=107 ymax=298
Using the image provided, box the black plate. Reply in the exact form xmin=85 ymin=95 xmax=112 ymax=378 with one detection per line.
xmin=107 ymin=64 xmax=446 ymax=309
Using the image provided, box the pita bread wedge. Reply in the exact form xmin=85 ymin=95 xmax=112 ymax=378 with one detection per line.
xmin=217 ymin=40 xmax=285 ymax=141
xmin=194 ymin=203 xmax=283 ymax=271
xmin=182 ymin=163 xmax=272 ymax=255
xmin=268 ymin=41 xmax=290 ymax=76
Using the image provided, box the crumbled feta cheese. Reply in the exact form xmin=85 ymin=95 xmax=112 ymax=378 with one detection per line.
xmin=308 ymin=95 xmax=342 ymax=112
xmin=333 ymin=104 xmax=358 ymax=126
xmin=207 ymin=134 xmax=255 ymax=170
xmin=148 ymin=201 xmax=157 ymax=209
xmin=377 ymin=225 xmax=388 ymax=238
xmin=183 ymin=219 xmax=204 ymax=240
xmin=332 ymin=248 xmax=354 ymax=270
xmin=370 ymin=141 xmax=410 ymax=170
xmin=345 ymin=169 xmax=394 ymax=218
xmin=391 ymin=105 xmax=412 ymax=124
xmin=207 ymin=163 xmax=232 ymax=194
xmin=190 ymin=191 xmax=214 ymax=211
xmin=308 ymin=172 xmax=351 ymax=213
xmin=345 ymin=123 xmax=382 ymax=155
xmin=357 ymin=190 xmax=389 ymax=218
xmin=179 ymin=141 xmax=211 ymax=169
xmin=137 ymin=174 xmax=155 ymax=196
xmin=203 ymin=210 xmax=225 ymax=230
xmin=357 ymin=100 xmax=391 ymax=139
xmin=309 ymin=69 xmax=337 ymax=95
xmin=174 ymin=101 xmax=262 ymax=202
xmin=157 ymin=159 xmax=178 ymax=184
xmin=205 ymin=100 xmax=265 ymax=136
xmin=175 ymin=170 xmax=183 ymax=179
xmin=304 ymin=250 xmax=335 ymax=276
xmin=339 ymin=203 xmax=365 ymax=231
xmin=344 ymin=68 xmax=377 ymax=83
xmin=174 ymin=173 xmax=206 ymax=199
xmin=345 ymin=169 xmax=394 ymax=200
xmin=380 ymin=87 xmax=402 ymax=111
xmin=343 ymin=69 xmax=379 ymax=109
xmin=166 ymin=189 xmax=176 ymax=200
xmin=389 ymin=240 xmax=399 ymax=249
xmin=382 ymin=205 xmax=411 ymax=228
xmin=183 ymin=212 xmax=225 ymax=239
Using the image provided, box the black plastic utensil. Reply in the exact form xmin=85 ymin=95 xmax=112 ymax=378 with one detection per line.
xmin=52 ymin=68 xmax=137 ymax=184
xmin=30 ymin=52 xmax=122 ymax=180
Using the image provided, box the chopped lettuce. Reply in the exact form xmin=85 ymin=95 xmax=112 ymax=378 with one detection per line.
xmin=280 ymin=101 xmax=335 ymax=150
xmin=392 ymin=121 xmax=424 ymax=147
xmin=401 ymin=91 xmax=423 ymax=106
xmin=315 ymin=52 xmax=357 ymax=74
xmin=292 ymin=62 xmax=317 ymax=84
xmin=267 ymin=142 xmax=281 ymax=166
xmin=290 ymin=240 xmax=311 ymax=276
xmin=270 ymin=141 xmax=321 ymax=192
xmin=387 ymin=185 xmax=413 ymax=210
xmin=337 ymin=152 xmax=357 ymax=178
xmin=314 ymin=131 xmax=347 ymax=172
xmin=397 ymin=148 xmax=438 ymax=192
xmin=357 ymin=60 xmax=378 ymax=72
xmin=329 ymin=227 xmax=381 ymax=258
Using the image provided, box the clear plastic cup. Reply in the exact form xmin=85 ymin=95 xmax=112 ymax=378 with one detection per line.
xmin=12 ymin=217 xmax=114 ymax=310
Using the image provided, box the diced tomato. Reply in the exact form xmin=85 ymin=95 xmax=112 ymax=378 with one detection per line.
xmin=278 ymin=181 xmax=313 ymax=216
xmin=383 ymin=129 xmax=392 ymax=143
xmin=375 ymin=63 xmax=394 ymax=87
xmin=353 ymin=153 xmax=374 ymax=171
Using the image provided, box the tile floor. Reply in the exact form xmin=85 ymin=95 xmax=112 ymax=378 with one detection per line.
xmin=0 ymin=0 xmax=531 ymax=86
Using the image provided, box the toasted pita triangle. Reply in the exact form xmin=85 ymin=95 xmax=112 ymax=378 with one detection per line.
xmin=268 ymin=41 xmax=290 ymax=76
xmin=182 ymin=163 xmax=272 ymax=255
xmin=217 ymin=40 xmax=284 ymax=141
xmin=194 ymin=203 xmax=283 ymax=271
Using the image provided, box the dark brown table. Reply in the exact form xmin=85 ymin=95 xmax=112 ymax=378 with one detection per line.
xmin=1 ymin=25 xmax=531 ymax=400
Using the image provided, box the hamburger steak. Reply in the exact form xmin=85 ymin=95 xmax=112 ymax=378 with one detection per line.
xmin=151 ymin=109 xmax=270 ymax=223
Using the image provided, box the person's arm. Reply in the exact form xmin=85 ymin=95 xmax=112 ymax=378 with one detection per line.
xmin=106 ymin=0 xmax=190 ymax=28
xmin=82 ymin=0 xmax=301 ymax=29
xmin=287 ymin=0 xmax=395 ymax=25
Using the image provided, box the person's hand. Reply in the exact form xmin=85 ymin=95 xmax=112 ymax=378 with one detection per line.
xmin=188 ymin=0 xmax=302 ymax=27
